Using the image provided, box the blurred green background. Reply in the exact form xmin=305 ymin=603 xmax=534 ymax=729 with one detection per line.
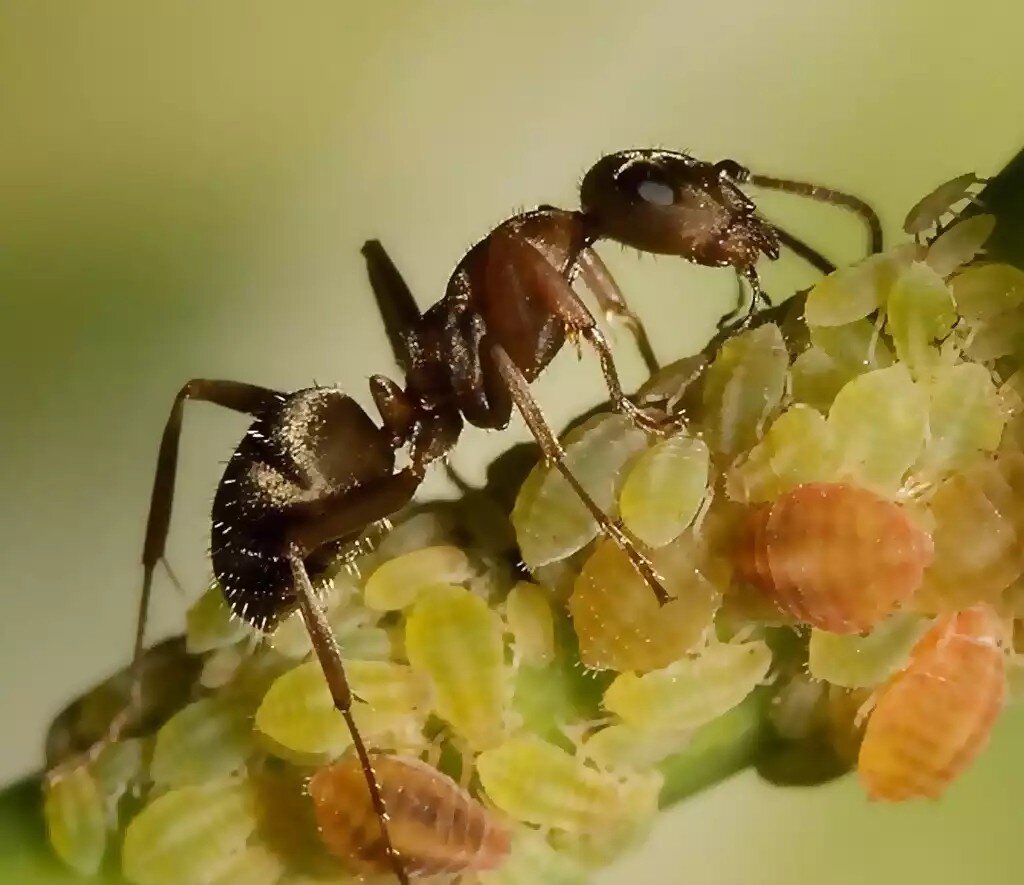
xmin=2 ymin=2 xmax=1023 ymax=882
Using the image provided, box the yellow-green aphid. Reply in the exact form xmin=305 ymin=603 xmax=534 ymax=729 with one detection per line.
xmin=903 ymin=172 xmax=983 ymax=235
xmin=727 ymin=406 xmax=840 ymax=503
xmin=915 ymin=362 xmax=1006 ymax=477
xmin=206 ymin=843 xmax=285 ymax=885
xmin=255 ymin=659 xmax=429 ymax=756
xmin=885 ymin=261 xmax=957 ymax=379
xmin=828 ymin=364 xmax=928 ymax=493
xmin=505 ymin=581 xmax=556 ymax=667
xmin=808 ymin=613 xmax=931 ymax=688
xmin=270 ymin=594 xmax=390 ymax=661
xmin=619 ymin=433 xmax=710 ymax=547
xmin=512 ymin=412 xmax=648 ymax=568
xmin=804 ymin=245 xmax=920 ymax=327
xmin=477 ymin=735 xmax=659 ymax=833
xmin=701 ymin=323 xmax=788 ymax=456
xmin=406 ymin=583 xmax=507 ymax=748
xmin=769 ymin=674 xmax=828 ymax=741
xmin=121 ymin=780 xmax=257 ymax=885
xmin=363 ymin=545 xmax=475 ymax=611
xmin=925 ymin=214 xmax=996 ymax=278
xmin=201 ymin=645 xmax=248 ymax=690
xmin=477 ymin=827 xmax=586 ymax=885
xmin=150 ymin=697 xmax=253 ymax=787
xmin=602 ymin=639 xmax=771 ymax=733
xmin=581 ymin=722 xmax=689 ymax=771
xmin=951 ymin=263 xmax=1024 ymax=325
xmin=789 ymin=346 xmax=849 ymax=413
xmin=91 ymin=738 xmax=145 ymax=809
xmin=186 ymin=582 xmax=254 ymax=654
xmin=810 ymin=318 xmax=894 ymax=376
xmin=43 ymin=765 xmax=107 ymax=875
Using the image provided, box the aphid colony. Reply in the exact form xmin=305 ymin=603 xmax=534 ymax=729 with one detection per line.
xmin=43 ymin=188 xmax=1024 ymax=883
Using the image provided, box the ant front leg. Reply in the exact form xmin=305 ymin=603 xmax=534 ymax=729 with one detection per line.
xmin=716 ymin=265 xmax=772 ymax=332
xmin=489 ymin=342 xmax=671 ymax=605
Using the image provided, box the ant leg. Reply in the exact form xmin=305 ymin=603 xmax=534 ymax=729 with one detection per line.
xmin=769 ymin=224 xmax=837 ymax=275
xmin=489 ymin=342 xmax=671 ymax=605
xmin=289 ymin=549 xmax=408 ymax=885
xmin=746 ymin=174 xmax=883 ymax=255
xmin=576 ymin=246 xmax=661 ymax=374
xmin=49 ymin=380 xmax=283 ymax=783
xmin=362 ymin=239 xmax=423 ymax=372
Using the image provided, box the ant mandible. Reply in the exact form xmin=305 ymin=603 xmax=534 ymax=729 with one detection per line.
xmin=50 ymin=149 xmax=880 ymax=885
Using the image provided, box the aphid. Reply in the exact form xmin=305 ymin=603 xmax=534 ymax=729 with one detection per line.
xmin=476 ymin=735 xmax=661 ymax=833
xmin=925 ymin=213 xmax=996 ymax=277
xmin=580 ymin=721 xmax=689 ymax=771
xmin=734 ymin=483 xmax=934 ymax=633
xmin=363 ymin=545 xmax=475 ymax=611
xmin=69 ymin=147 xmax=881 ymax=884
xmin=477 ymin=826 xmax=586 ymax=885
xmin=569 ymin=537 xmax=720 ymax=672
xmin=185 ymin=581 xmax=255 ymax=654
xmin=309 ymin=753 xmax=511 ymax=877
xmin=602 ymin=639 xmax=771 ymax=732
xmin=121 ymin=780 xmax=258 ymax=885
xmin=204 ymin=844 xmax=284 ymax=885
xmin=405 ymin=583 xmax=508 ymax=749
xmin=43 ymin=764 xmax=107 ymax=875
xmin=504 ymin=580 xmax=556 ymax=667
xmin=950 ymin=262 xmax=1024 ymax=324
xmin=885 ymin=261 xmax=957 ymax=379
xmin=149 ymin=697 xmax=253 ymax=787
xmin=807 ymin=613 xmax=931 ymax=688
xmin=858 ymin=606 xmax=1006 ymax=800
xmin=903 ymin=171 xmax=984 ymax=235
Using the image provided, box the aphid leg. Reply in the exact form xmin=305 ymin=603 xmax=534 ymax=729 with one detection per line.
xmin=575 ymin=246 xmax=661 ymax=374
xmin=746 ymin=173 xmax=883 ymax=255
xmin=361 ymin=239 xmax=424 ymax=372
xmin=489 ymin=343 xmax=672 ymax=605
xmin=49 ymin=380 xmax=283 ymax=784
xmin=289 ymin=549 xmax=409 ymax=885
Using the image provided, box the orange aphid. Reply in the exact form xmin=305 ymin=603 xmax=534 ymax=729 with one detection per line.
xmin=858 ymin=606 xmax=1006 ymax=801
xmin=309 ymin=753 xmax=510 ymax=877
xmin=734 ymin=483 xmax=933 ymax=633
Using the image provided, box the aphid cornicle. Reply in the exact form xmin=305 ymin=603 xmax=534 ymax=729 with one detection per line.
xmin=54 ymin=147 xmax=881 ymax=885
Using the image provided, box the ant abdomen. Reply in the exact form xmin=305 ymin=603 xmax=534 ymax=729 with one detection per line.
xmin=211 ymin=387 xmax=400 ymax=632
xmin=580 ymin=149 xmax=780 ymax=268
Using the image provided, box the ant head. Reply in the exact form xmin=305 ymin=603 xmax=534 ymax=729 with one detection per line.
xmin=579 ymin=149 xmax=778 ymax=267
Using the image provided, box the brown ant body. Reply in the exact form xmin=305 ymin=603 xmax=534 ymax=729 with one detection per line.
xmin=51 ymin=149 xmax=880 ymax=884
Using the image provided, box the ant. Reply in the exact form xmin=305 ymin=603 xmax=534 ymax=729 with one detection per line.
xmin=47 ymin=149 xmax=880 ymax=885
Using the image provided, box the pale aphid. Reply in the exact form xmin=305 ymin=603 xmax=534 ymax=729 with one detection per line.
xmin=914 ymin=462 xmax=1023 ymax=612
xmin=580 ymin=722 xmax=689 ymax=771
xmin=701 ymin=323 xmax=788 ymax=456
xmin=569 ymin=537 xmax=720 ymax=672
xmin=903 ymin=172 xmax=984 ymax=235
xmin=255 ymin=659 xmax=430 ymax=756
xmin=121 ymin=780 xmax=258 ymax=885
xmin=962 ymin=304 xmax=1024 ymax=363
xmin=269 ymin=596 xmax=390 ymax=661
xmin=91 ymin=738 xmax=145 ymax=812
xmin=619 ymin=433 xmax=710 ymax=547
xmin=43 ymin=765 xmax=107 ymax=875
xmin=789 ymin=347 xmax=849 ymax=413
xmin=200 ymin=644 xmax=247 ymax=690
xmin=309 ymin=754 xmax=511 ymax=878
xmin=810 ymin=318 xmax=894 ymax=375
xmin=885 ymin=262 xmax=958 ymax=380
xmin=925 ymin=214 xmax=996 ymax=278
xmin=602 ymin=639 xmax=771 ymax=733
xmin=477 ymin=826 xmax=587 ymax=885
xmin=477 ymin=735 xmax=660 ymax=833
xmin=859 ymin=606 xmax=1006 ymax=801
xmin=363 ymin=545 xmax=475 ymax=611
xmin=512 ymin=413 xmax=649 ymax=568
xmin=768 ymin=675 xmax=827 ymax=742
xmin=150 ymin=697 xmax=253 ymax=787
xmin=808 ymin=613 xmax=932 ymax=688
xmin=804 ymin=245 xmax=920 ymax=327
xmin=950 ymin=263 xmax=1024 ymax=323
xmin=504 ymin=581 xmax=556 ymax=667
xmin=735 ymin=483 xmax=934 ymax=634
xmin=186 ymin=582 xmax=255 ymax=654
xmin=206 ymin=843 xmax=285 ymax=885
xmin=828 ymin=364 xmax=929 ymax=494
xmin=405 ymin=583 xmax=508 ymax=749
xmin=914 ymin=362 xmax=1006 ymax=477
xmin=727 ymin=405 xmax=840 ymax=503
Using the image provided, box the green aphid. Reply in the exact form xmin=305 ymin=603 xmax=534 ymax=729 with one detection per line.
xmin=602 ymin=640 xmax=771 ymax=733
xmin=363 ymin=545 xmax=475 ymax=611
xmin=512 ymin=412 xmax=648 ymax=568
xmin=886 ymin=261 xmax=957 ymax=379
xmin=581 ymin=722 xmax=689 ymax=771
xmin=808 ymin=613 xmax=932 ymax=689
xmin=925 ymin=213 xmax=996 ymax=278
xmin=701 ymin=323 xmax=788 ymax=456
xmin=810 ymin=318 xmax=893 ymax=375
xmin=255 ymin=659 xmax=429 ymax=756
xmin=619 ymin=433 xmax=709 ymax=547
xmin=950 ymin=262 xmax=1024 ymax=324
xmin=406 ymin=583 xmax=507 ymax=749
xmin=150 ymin=697 xmax=253 ymax=787
xmin=206 ymin=843 xmax=285 ymax=885
xmin=804 ymin=245 xmax=918 ymax=327
xmin=505 ymin=581 xmax=556 ymax=667
xmin=121 ymin=779 xmax=258 ymax=885
xmin=477 ymin=735 xmax=660 ymax=834
xmin=477 ymin=827 xmax=587 ymax=885
xmin=92 ymin=737 xmax=145 ymax=809
xmin=43 ymin=765 xmax=108 ymax=875
xmin=186 ymin=582 xmax=254 ymax=654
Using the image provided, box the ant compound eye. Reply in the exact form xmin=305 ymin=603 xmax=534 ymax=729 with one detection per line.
xmin=637 ymin=178 xmax=675 ymax=206
xmin=616 ymin=161 xmax=676 ymax=207
xmin=714 ymin=159 xmax=749 ymax=182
